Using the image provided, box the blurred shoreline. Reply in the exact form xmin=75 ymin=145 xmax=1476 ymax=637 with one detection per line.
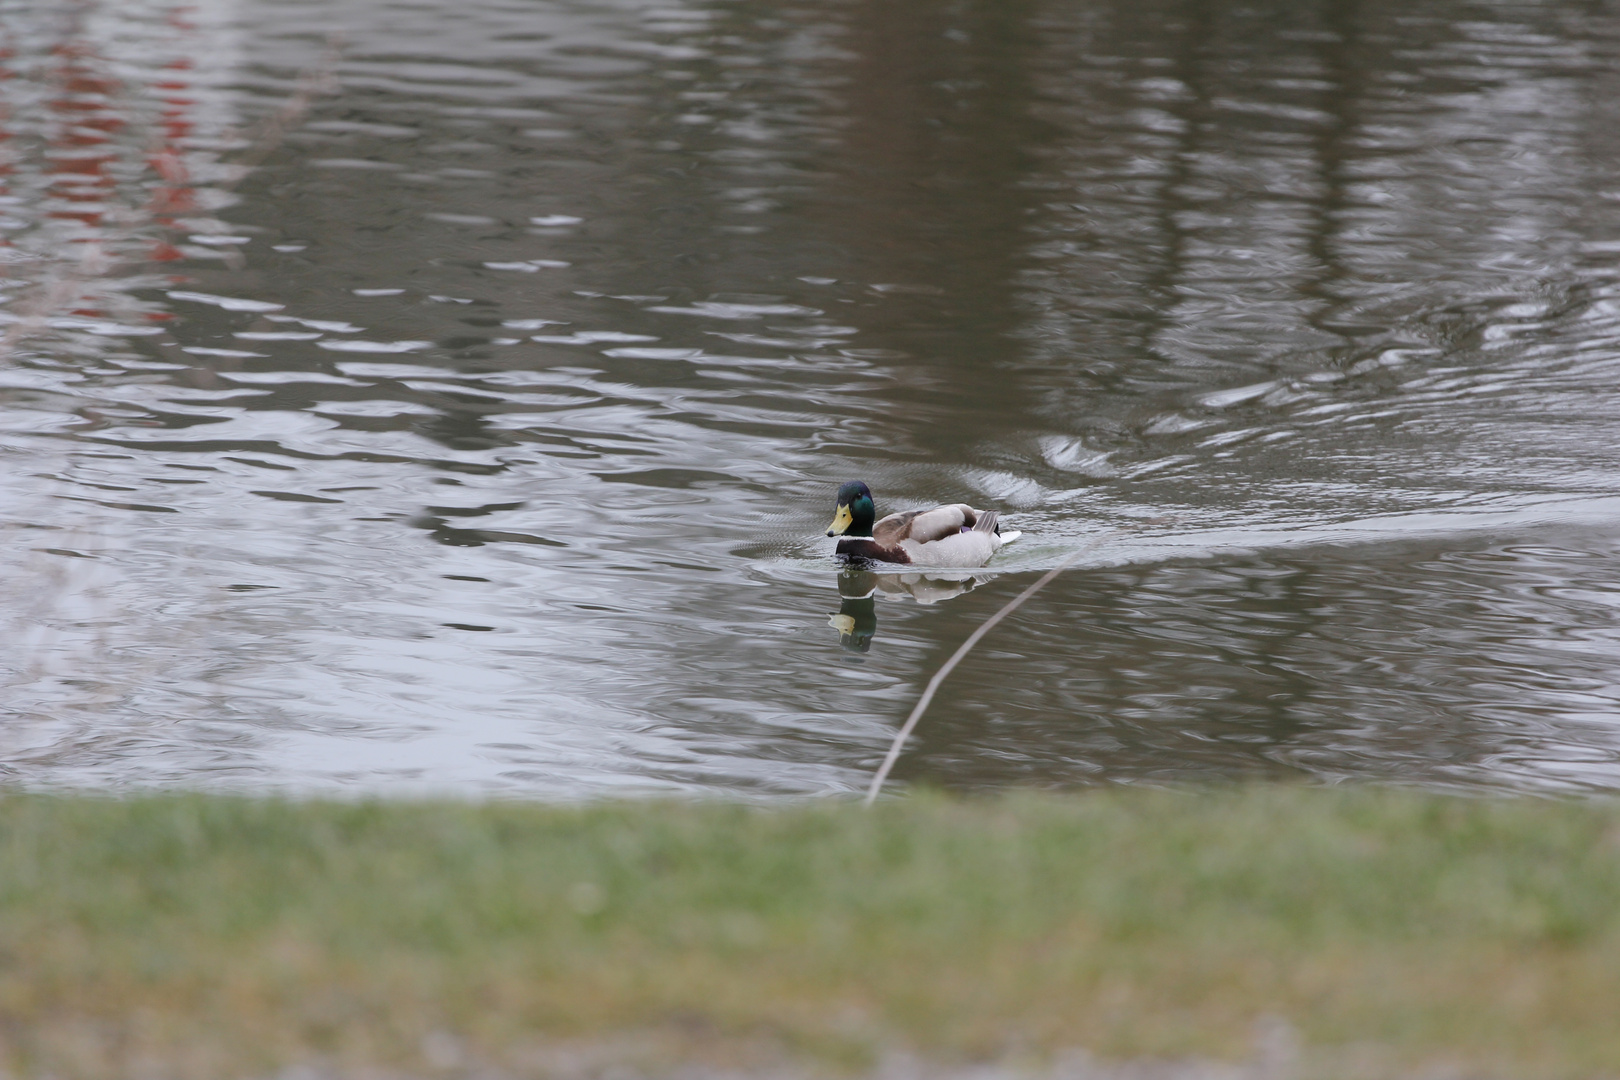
xmin=3 ymin=784 xmax=1617 ymax=1078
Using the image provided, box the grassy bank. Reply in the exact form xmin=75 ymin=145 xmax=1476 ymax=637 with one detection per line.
xmin=3 ymin=787 xmax=1620 ymax=1078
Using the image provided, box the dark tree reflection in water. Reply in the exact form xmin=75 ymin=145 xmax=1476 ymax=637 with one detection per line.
xmin=1 ymin=0 xmax=1620 ymax=795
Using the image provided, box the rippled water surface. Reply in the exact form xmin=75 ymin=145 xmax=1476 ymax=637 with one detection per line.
xmin=4 ymin=0 xmax=1620 ymax=795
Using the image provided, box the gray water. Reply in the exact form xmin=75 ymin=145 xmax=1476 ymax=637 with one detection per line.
xmin=4 ymin=0 xmax=1620 ymax=796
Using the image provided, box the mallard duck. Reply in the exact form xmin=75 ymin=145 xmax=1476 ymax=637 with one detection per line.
xmin=825 ymin=480 xmax=1018 ymax=568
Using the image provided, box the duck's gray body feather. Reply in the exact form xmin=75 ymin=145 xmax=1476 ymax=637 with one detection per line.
xmin=846 ymin=506 xmax=1011 ymax=568
xmin=898 ymin=509 xmax=1003 ymax=567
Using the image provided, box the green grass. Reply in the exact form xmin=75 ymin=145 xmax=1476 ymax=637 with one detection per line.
xmin=3 ymin=787 xmax=1620 ymax=1078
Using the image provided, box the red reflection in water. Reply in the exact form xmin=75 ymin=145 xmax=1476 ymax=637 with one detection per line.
xmin=148 ymin=5 xmax=199 ymax=260
xmin=45 ymin=35 xmax=123 ymax=231
xmin=0 ymin=39 xmax=14 ymax=254
xmin=33 ymin=1 xmax=204 ymax=266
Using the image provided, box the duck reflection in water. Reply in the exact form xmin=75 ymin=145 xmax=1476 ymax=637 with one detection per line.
xmin=828 ymin=568 xmax=982 ymax=653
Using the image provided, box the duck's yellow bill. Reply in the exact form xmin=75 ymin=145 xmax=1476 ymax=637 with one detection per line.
xmin=826 ymin=503 xmax=853 ymax=536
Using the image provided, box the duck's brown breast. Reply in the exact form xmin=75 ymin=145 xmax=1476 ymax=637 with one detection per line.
xmin=836 ymin=538 xmax=912 ymax=564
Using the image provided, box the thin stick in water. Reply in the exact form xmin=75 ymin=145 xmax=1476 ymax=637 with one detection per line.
xmin=863 ymin=533 xmax=1114 ymax=807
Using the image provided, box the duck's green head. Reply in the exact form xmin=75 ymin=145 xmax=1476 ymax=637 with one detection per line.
xmin=827 ymin=480 xmax=876 ymax=538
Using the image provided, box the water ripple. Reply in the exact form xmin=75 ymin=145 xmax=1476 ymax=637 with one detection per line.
xmin=3 ymin=0 xmax=1620 ymax=796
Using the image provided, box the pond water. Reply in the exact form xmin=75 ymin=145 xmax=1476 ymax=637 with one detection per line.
xmin=4 ymin=0 xmax=1620 ymax=796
